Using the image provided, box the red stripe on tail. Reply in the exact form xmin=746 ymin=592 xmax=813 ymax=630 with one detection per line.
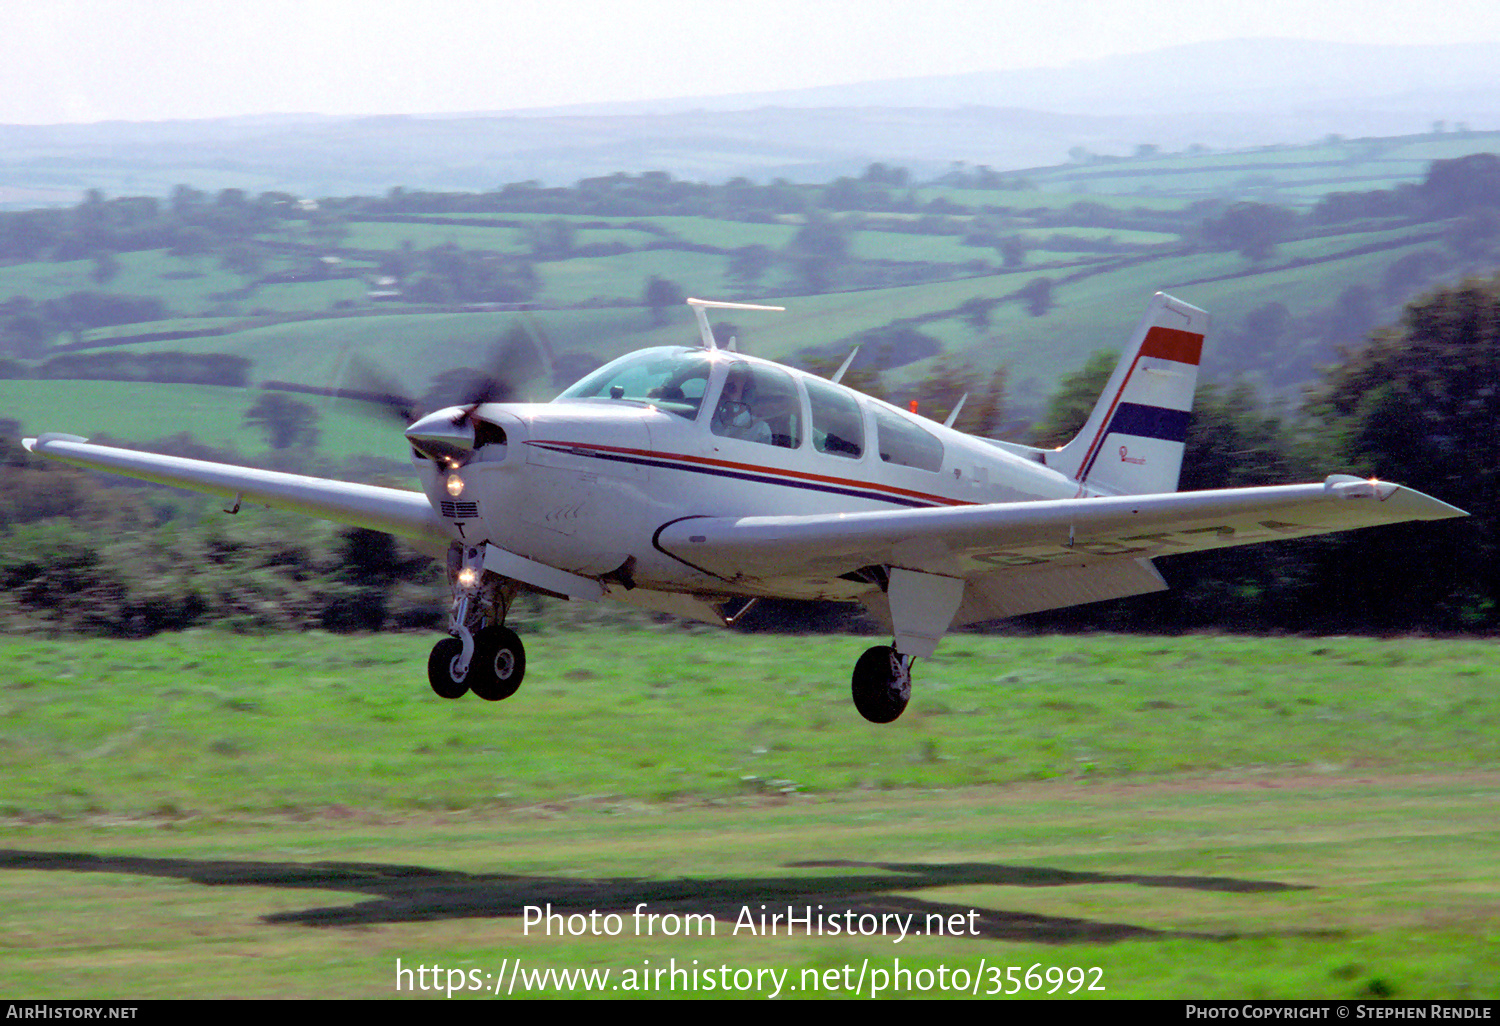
xmin=1140 ymin=326 xmax=1203 ymax=366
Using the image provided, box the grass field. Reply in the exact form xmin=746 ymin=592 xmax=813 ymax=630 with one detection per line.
xmin=1 ymin=198 xmax=1462 ymax=448
xmin=7 ymin=128 xmax=1495 ymax=440
xmin=1 ymin=629 xmax=1496 ymax=998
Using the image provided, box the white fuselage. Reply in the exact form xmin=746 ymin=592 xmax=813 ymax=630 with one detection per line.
xmin=412 ymin=348 xmax=1085 ymax=602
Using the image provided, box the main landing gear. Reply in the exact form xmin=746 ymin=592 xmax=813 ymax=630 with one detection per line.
xmin=427 ymin=545 xmax=527 ymax=702
xmin=846 ymin=566 xmax=963 ymax=723
xmin=851 ymin=644 xmax=913 ymax=723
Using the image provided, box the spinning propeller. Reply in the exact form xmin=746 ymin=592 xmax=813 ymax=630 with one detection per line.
xmin=326 ymin=318 xmax=556 ymax=464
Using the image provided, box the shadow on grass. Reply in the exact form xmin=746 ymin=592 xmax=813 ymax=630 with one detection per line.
xmin=0 ymin=849 xmax=1307 ymax=943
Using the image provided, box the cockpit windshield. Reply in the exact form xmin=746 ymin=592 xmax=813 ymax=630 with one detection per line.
xmin=555 ymin=348 xmax=713 ymax=420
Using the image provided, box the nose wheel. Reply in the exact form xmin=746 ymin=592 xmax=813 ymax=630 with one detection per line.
xmin=427 ymin=627 xmax=527 ymax=701
xmin=429 ymin=543 xmax=529 ymax=702
xmin=470 ymin=625 xmax=525 ymax=701
xmin=851 ymin=644 xmax=912 ymax=723
xmin=427 ymin=637 xmax=470 ymax=699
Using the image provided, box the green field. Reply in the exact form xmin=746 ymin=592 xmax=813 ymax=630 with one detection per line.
xmin=2 ymin=630 xmax=1496 ymax=998
xmin=0 ymin=204 xmax=1452 ymax=460
xmin=340 ymin=219 xmax=528 ymax=253
xmin=0 ymin=130 xmax=1494 ymax=498
xmin=0 ymin=379 xmax=416 ymax=462
xmin=1013 ymin=131 xmax=1500 ymax=207
xmin=5 ymin=126 xmax=1490 ymax=459
xmin=539 ymin=249 xmax=732 ymax=304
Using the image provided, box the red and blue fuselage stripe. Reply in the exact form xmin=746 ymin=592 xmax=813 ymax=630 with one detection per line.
xmin=526 ymin=440 xmax=972 ymax=509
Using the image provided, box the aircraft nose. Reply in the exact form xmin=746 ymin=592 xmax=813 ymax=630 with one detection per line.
xmin=406 ymin=408 xmax=476 ymax=465
xmin=407 ymin=406 xmax=528 ymax=466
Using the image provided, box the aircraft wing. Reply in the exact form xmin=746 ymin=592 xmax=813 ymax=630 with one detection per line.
xmin=22 ymin=434 xmax=449 ymax=550
xmin=655 ymin=476 xmax=1466 ymax=589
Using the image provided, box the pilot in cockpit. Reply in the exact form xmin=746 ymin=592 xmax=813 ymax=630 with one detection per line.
xmin=711 ymin=366 xmax=772 ymax=444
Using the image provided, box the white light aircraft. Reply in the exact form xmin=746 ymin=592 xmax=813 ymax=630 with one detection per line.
xmin=23 ymin=294 xmax=1465 ymax=722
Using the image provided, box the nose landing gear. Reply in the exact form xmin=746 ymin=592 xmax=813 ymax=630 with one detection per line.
xmin=427 ymin=545 xmax=527 ymax=702
xmin=851 ymin=644 xmax=913 ymax=723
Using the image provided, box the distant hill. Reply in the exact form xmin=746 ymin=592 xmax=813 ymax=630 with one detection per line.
xmin=612 ymin=38 xmax=1497 ymax=119
xmin=2 ymin=38 xmax=1496 ymax=204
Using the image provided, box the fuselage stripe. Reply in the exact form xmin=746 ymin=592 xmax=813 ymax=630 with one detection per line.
xmin=526 ymin=440 xmax=974 ymax=509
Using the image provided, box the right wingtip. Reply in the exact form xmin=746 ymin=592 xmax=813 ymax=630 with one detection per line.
xmin=22 ymin=432 xmax=88 ymax=453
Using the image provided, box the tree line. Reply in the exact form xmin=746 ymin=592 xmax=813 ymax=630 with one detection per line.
xmin=0 ymin=350 xmax=250 ymax=387
xmin=4 ymin=155 xmax=1496 ymax=273
xmin=1022 ymin=273 xmax=1500 ymax=633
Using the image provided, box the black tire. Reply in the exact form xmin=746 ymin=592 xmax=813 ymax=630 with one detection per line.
xmin=427 ymin=637 xmax=469 ymax=699
xmin=851 ymin=644 xmax=910 ymax=723
xmin=470 ymin=625 xmax=525 ymax=701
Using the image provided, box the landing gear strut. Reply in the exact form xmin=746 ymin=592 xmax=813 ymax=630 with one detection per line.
xmin=851 ymin=644 xmax=912 ymax=723
xmin=427 ymin=544 xmax=527 ymax=702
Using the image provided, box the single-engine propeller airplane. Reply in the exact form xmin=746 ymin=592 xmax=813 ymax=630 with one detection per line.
xmin=23 ymin=293 xmax=1465 ymax=722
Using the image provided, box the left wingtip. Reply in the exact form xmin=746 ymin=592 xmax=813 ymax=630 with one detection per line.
xmin=1386 ymin=484 xmax=1468 ymax=521
xmin=1324 ymin=475 xmax=1466 ymax=520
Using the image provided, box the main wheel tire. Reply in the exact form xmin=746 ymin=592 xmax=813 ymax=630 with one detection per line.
xmin=469 ymin=625 xmax=526 ymax=701
xmin=427 ymin=637 xmax=469 ymax=699
xmin=851 ymin=644 xmax=910 ymax=723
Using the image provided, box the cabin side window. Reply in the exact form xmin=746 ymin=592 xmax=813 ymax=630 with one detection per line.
xmin=710 ymin=363 xmax=803 ymax=448
xmin=805 ymin=377 xmax=864 ymax=459
xmin=873 ymin=405 xmax=945 ymax=472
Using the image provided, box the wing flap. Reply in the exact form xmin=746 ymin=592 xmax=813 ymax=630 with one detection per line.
xmin=959 ymin=558 xmax=1169 ymax=623
xmin=24 ymin=434 xmax=449 ymax=547
xmin=861 ymin=558 xmax=1169 ymax=630
xmin=656 ymin=476 xmax=1466 ymax=583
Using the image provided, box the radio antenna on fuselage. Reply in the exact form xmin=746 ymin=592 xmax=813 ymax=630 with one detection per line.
xmin=943 ymin=394 xmax=968 ymax=428
xmin=685 ymin=297 xmax=785 ymax=351
xmin=830 ymin=345 xmax=861 ymax=384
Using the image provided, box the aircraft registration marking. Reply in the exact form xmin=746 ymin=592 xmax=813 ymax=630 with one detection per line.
xmin=971 ymin=520 xmax=1307 ymax=568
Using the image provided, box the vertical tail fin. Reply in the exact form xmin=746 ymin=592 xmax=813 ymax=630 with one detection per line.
xmin=1054 ymin=292 xmax=1207 ymax=496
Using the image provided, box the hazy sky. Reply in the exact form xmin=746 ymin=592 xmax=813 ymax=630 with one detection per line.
xmin=5 ymin=0 xmax=1498 ymax=124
